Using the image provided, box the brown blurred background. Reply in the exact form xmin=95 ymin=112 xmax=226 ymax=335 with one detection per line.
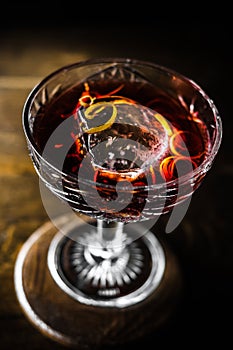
xmin=0 ymin=5 xmax=232 ymax=350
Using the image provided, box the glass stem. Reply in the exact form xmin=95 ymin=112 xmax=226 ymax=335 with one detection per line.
xmin=97 ymin=219 xmax=104 ymax=241
xmin=96 ymin=219 xmax=125 ymax=250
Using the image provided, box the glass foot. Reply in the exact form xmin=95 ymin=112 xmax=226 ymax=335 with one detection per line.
xmin=48 ymin=221 xmax=166 ymax=308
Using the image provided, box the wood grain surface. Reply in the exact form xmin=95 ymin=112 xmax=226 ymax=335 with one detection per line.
xmin=0 ymin=14 xmax=232 ymax=350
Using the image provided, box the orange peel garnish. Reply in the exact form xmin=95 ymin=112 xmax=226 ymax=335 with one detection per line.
xmin=154 ymin=113 xmax=173 ymax=136
xmin=83 ymin=101 xmax=118 ymax=134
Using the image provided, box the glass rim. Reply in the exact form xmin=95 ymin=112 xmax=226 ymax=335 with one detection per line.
xmin=22 ymin=57 xmax=223 ymax=190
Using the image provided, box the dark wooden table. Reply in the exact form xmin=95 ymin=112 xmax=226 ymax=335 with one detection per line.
xmin=0 ymin=13 xmax=232 ymax=349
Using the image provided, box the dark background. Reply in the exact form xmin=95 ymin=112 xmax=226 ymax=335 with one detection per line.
xmin=0 ymin=5 xmax=232 ymax=349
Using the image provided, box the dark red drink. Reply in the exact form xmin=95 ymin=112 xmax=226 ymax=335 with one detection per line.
xmin=32 ymin=77 xmax=210 ymax=222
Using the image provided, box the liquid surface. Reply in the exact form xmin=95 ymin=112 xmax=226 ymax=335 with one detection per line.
xmin=33 ymin=80 xmax=209 ymax=180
